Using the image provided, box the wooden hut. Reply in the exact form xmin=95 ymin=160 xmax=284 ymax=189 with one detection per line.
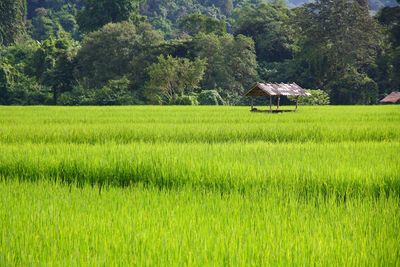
xmin=380 ymin=92 xmax=400 ymax=104
xmin=244 ymin=83 xmax=311 ymax=113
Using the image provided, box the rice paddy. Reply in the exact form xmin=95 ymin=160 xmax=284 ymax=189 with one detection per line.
xmin=0 ymin=106 xmax=399 ymax=266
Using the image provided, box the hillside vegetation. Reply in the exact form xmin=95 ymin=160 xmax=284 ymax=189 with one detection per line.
xmin=1 ymin=0 xmax=399 ymax=106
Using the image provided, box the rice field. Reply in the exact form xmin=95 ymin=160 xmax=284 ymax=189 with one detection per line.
xmin=0 ymin=106 xmax=399 ymax=266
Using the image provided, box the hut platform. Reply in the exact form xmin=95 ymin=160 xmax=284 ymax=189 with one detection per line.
xmin=251 ymin=108 xmax=296 ymax=113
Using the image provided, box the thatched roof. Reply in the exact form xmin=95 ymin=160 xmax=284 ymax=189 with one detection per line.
xmin=380 ymin=92 xmax=400 ymax=104
xmin=245 ymin=83 xmax=311 ymax=97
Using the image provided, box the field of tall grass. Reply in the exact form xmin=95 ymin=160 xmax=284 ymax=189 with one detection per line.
xmin=0 ymin=106 xmax=399 ymax=265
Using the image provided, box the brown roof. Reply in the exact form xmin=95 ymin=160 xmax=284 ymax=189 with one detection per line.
xmin=245 ymin=83 xmax=311 ymax=97
xmin=380 ymin=92 xmax=400 ymax=103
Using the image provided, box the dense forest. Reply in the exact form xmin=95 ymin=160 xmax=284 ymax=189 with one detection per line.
xmin=0 ymin=0 xmax=399 ymax=105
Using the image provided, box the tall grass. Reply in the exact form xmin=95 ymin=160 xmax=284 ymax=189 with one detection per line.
xmin=0 ymin=106 xmax=399 ymax=144
xmin=0 ymin=106 xmax=399 ymax=265
xmin=0 ymin=142 xmax=398 ymax=197
xmin=0 ymin=180 xmax=399 ymax=266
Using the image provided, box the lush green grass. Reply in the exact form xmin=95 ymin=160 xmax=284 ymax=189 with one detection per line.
xmin=1 ymin=180 xmax=399 ymax=266
xmin=0 ymin=106 xmax=399 ymax=144
xmin=0 ymin=106 xmax=399 ymax=265
xmin=0 ymin=142 xmax=399 ymax=197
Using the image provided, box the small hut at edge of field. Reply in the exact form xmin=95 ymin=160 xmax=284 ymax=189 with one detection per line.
xmin=380 ymin=92 xmax=400 ymax=104
xmin=244 ymin=83 xmax=311 ymax=113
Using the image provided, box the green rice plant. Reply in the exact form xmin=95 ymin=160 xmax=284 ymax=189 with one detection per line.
xmin=0 ymin=106 xmax=399 ymax=266
xmin=0 ymin=180 xmax=399 ymax=266
xmin=0 ymin=106 xmax=399 ymax=144
xmin=0 ymin=142 xmax=398 ymax=198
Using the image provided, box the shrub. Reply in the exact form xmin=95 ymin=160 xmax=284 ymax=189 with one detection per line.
xmin=172 ymin=95 xmax=199 ymax=106
xmin=92 ymin=78 xmax=135 ymax=105
xmin=329 ymin=69 xmax=378 ymax=105
xmin=198 ymin=90 xmax=225 ymax=105
xmin=58 ymin=85 xmax=95 ymax=106
xmin=290 ymin=89 xmax=330 ymax=106
xmin=60 ymin=77 xmax=137 ymax=106
xmin=0 ymin=62 xmax=52 ymax=105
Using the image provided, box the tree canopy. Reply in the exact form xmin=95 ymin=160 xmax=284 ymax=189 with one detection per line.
xmin=0 ymin=0 xmax=399 ymax=105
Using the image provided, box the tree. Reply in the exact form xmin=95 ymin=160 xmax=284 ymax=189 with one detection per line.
xmin=77 ymin=0 xmax=140 ymax=32
xmin=0 ymin=0 xmax=27 ymax=45
xmin=179 ymin=13 xmax=227 ymax=36
xmin=76 ymin=21 xmax=163 ymax=89
xmin=232 ymin=3 xmax=295 ymax=63
xmin=294 ymin=0 xmax=382 ymax=104
xmin=145 ymin=55 xmax=206 ymax=103
xmin=29 ymin=6 xmax=80 ymax=41
xmin=32 ymin=34 xmax=78 ymax=104
xmin=29 ymin=8 xmax=62 ymax=41
xmin=377 ymin=4 xmax=400 ymax=91
xmin=329 ymin=68 xmax=378 ymax=105
xmin=0 ymin=61 xmax=51 ymax=105
xmin=192 ymin=33 xmax=258 ymax=103
xmin=226 ymin=34 xmax=258 ymax=95
xmin=198 ymin=90 xmax=224 ymax=105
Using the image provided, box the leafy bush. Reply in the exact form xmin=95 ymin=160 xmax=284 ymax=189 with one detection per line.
xmin=10 ymin=75 xmax=52 ymax=105
xmin=289 ymin=89 xmax=330 ymax=106
xmin=172 ymin=95 xmax=199 ymax=106
xmin=329 ymin=69 xmax=378 ymax=105
xmin=91 ymin=77 xmax=135 ymax=105
xmin=60 ymin=77 xmax=136 ymax=106
xmin=0 ymin=62 xmax=52 ymax=105
xmin=58 ymin=85 xmax=95 ymax=106
xmin=198 ymin=90 xmax=224 ymax=105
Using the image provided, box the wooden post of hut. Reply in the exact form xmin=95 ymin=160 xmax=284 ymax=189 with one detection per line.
xmin=269 ymin=96 xmax=272 ymax=112
xmin=277 ymin=96 xmax=281 ymax=110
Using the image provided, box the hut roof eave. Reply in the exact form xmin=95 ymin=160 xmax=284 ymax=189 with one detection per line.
xmin=244 ymin=82 xmax=311 ymax=97
xmin=380 ymin=92 xmax=400 ymax=103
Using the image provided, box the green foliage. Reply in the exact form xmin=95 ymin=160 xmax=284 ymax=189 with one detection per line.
xmin=1 ymin=0 xmax=398 ymax=105
xmin=0 ymin=61 xmax=51 ymax=105
xmin=178 ymin=13 xmax=227 ymax=36
xmin=58 ymin=84 xmax=94 ymax=105
xmin=172 ymin=95 xmax=199 ymax=105
xmin=6 ymin=74 xmax=52 ymax=105
xmin=0 ymin=62 xmax=19 ymax=104
xmin=197 ymin=90 xmax=225 ymax=105
xmin=377 ymin=6 xmax=400 ymax=91
xmin=32 ymin=34 xmax=78 ymax=103
xmin=29 ymin=6 xmax=80 ymax=41
xmin=0 ymin=0 xmax=27 ymax=45
xmin=232 ymin=3 xmax=294 ymax=63
xmin=292 ymin=0 xmax=383 ymax=103
xmin=329 ymin=68 xmax=379 ymax=105
xmin=59 ymin=77 xmax=136 ymax=105
xmin=140 ymin=0 xmax=231 ymax=36
xmin=192 ymin=33 xmax=258 ymax=103
xmin=296 ymin=0 xmax=382 ymax=77
xmin=289 ymin=89 xmax=330 ymax=105
xmin=92 ymin=77 xmax=135 ymax=105
xmin=76 ymin=21 xmax=163 ymax=89
xmin=145 ymin=55 xmax=206 ymax=104
xmin=77 ymin=0 xmax=140 ymax=32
